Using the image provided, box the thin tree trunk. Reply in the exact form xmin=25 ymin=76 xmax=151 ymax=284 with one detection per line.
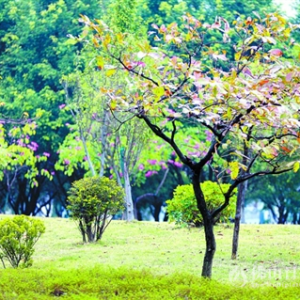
xmin=232 ymin=180 xmax=247 ymax=259
xmin=192 ymin=171 xmax=216 ymax=278
xmin=202 ymin=218 xmax=216 ymax=278
xmin=123 ymin=161 xmax=134 ymax=221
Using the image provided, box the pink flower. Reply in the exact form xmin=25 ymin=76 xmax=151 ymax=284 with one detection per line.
xmin=147 ymin=159 xmax=157 ymax=165
xmin=64 ymin=159 xmax=70 ymax=165
xmin=59 ymin=104 xmax=66 ymax=109
xmin=43 ymin=152 xmax=50 ymax=157
xmin=145 ymin=170 xmax=158 ymax=177
xmin=205 ymin=130 xmax=213 ymax=142
xmin=138 ymin=164 xmax=144 ymax=171
xmin=174 ymin=161 xmax=183 ymax=168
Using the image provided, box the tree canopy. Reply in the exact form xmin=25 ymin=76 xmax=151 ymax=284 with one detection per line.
xmin=80 ymin=12 xmax=300 ymax=277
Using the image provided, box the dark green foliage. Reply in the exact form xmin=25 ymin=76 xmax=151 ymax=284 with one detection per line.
xmin=0 ymin=215 xmax=45 ymax=268
xmin=67 ymin=176 xmax=125 ymax=242
xmin=166 ymin=181 xmax=236 ymax=227
xmin=246 ymin=173 xmax=300 ymax=224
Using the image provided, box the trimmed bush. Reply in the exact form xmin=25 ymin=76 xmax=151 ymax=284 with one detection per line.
xmin=166 ymin=181 xmax=236 ymax=227
xmin=0 ymin=215 xmax=45 ymax=268
xmin=67 ymin=176 xmax=125 ymax=243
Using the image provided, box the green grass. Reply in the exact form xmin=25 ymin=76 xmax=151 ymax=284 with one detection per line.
xmin=0 ymin=216 xmax=300 ymax=299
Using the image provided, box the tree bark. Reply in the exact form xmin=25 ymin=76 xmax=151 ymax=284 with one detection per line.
xmin=192 ymin=171 xmax=216 ymax=278
xmin=202 ymin=218 xmax=216 ymax=278
xmin=123 ymin=161 xmax=135 ymax=221
xmin=232 ymin=180 xmax=247 ymax=259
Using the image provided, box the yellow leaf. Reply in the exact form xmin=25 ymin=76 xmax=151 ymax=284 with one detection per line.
xmin=105 ymin=69 xmax=116 ymax=77
xmin=293 ymin=162 xmax=300 ymax=173
xmin=96 ymin=56 xmax=104 ymax=70
xmin=229 ymin=161 xmax=239 ymax=180
xmin=103 ymin=34 xmax=111 ymax=48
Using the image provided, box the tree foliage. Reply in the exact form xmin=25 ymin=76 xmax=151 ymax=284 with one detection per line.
xmin=67 ymin=176 xmax=125 ymax=243
xmin=0 ymin=215 xmax=45 ymax=268
xmin=167 ymin=181 xmax=236 ymax=227
xmin=247 ymin=173 xmax=300 ymax=224
xmin=81 ymin=12 xmax=300 ymax=278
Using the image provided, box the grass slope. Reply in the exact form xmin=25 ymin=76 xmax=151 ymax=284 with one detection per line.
xmin=0 ymin=217 xmax=299 ymax=299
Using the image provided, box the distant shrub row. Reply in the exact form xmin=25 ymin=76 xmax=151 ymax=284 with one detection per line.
xmin=0 ymin=177 xmax=236 ymax=268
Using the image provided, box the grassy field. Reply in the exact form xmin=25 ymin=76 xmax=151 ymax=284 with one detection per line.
xmin=0 ymin=216 xmax=300 ymax=299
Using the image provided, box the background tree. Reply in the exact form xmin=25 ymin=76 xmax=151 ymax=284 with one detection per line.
xmin=246 ymin=173 xmax=300 ymax=224
xmin=67 ymin=176 xmax=125 ymax=242
xmin=0 ymin=0 xmax=107 ymax=215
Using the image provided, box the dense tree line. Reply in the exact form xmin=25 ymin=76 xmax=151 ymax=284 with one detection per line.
xmin=0 ymin=0 xmax=300 ymax=224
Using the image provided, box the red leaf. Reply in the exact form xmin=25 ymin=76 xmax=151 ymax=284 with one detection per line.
xmin=281 ymin=146 xmax=291 ymax=153
xmin=269 ymin=49 xmax=283 ymax=57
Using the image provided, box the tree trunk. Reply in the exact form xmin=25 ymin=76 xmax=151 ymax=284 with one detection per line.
xmin=232 ymin=180 xmax=247 ymax=259
xmin=86 ymin=224 xmax=94 ymax=242
xmin=123 ymin=161 xmax=135 ymax=221
xmin=202 ymin=217 xmax=216 ymax=278
xmin=153 ymin=203 xmax=161 ymax=222
xmin=192 ymin=171 xmax=216 ymax=278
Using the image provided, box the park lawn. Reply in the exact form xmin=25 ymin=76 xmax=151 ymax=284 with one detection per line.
xmin=0 ymin=217 xmax=299 ymax=299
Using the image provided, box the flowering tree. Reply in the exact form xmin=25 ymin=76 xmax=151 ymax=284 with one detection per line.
xmin=80 ymin=13 xmax=300 ymax=278
xmin=0 ymin=119 xmax=51 ymax=214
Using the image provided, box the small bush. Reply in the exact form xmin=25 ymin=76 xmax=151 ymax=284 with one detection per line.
xmin=166 ymin=181 xmax=236 ymax=227
xmin=0 ymin=215 xmax=45 ymax=268
xmin=67 ymin=176 xmax=125 ymax=243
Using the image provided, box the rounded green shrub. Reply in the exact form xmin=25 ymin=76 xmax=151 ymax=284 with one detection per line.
xmin=67 ymin=176 xmax=125 ymax=243
xmin=0 ymin=215 xmax=45 ymax=268
xmin=166 ymin=181 xmax=236 ymax=227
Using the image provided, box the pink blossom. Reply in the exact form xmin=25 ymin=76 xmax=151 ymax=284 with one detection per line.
xmin=31 ymin=141 xmax=39 ymax=150
xmin=138 ymin=164 xmax=144 ymax=171
xmin=43 ymin=152 xmax=50 ymax=157
xmin=51 ymin=172 xmax=55 ymax=175
xmin=174 ymin=161 xmax=183 ymax=168
xmin=59 ymin=104 xmax=66 ymax=109
xmin=205 ymin=130 xmax=213 ymax=142
xmin=147 ymin=159 xmax=157 ymax=165
xmin=17 ymin=139 xmax=25 ymax=147
xmin=64 ymin=159 xmax=70 ymax=165
xmin=145 ymin=170 xmax=158 ymax=177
